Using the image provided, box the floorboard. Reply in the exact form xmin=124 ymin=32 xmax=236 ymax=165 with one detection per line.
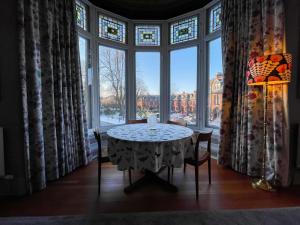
xmin=1 ymin=160 xmax=300 ymax=216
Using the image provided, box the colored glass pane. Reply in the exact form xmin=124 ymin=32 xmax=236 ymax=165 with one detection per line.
xmin=170 ymin=16 xmax=198 ymax=44
xmin=76 ymin=1 xmax=87 ymax=30
xmin=99 ymin=15 xmax=126 ymax=43
xmin=135 ymin=25 xmax=160 ymax=46
xmin=209 ymin=4 xmax=221 ymax=33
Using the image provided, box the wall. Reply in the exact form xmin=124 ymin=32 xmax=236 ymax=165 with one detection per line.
xmin=286 ymin=0 xmax=300 ymax=184
xmin=0 ymin=0 xmax=27 ymax=195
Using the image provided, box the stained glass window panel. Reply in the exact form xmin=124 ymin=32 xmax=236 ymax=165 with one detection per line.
xmin=135 ymin=25 xmax=160 ymax=46
xmin=76 ymin=1 xmax=87 ymax=30
xmin=99 ymin=15 xmax=126 ymax=43
xmin=209 ymin=4 xmax=221 ymax=33
xmin=170 ymin=16 xmax=198 ymax=44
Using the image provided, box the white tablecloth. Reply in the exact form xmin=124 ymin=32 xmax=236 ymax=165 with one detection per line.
xmin=107 ymin=123 xmax=194 ymax=172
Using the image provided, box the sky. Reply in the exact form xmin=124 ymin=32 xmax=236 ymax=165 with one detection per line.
xmin=137 ymin=37 xmax=223 ymax=95
xmin=136 ymin=52 xmax=160 ymax=95
xmin=170 ymin=46 xmax=197 ymax=94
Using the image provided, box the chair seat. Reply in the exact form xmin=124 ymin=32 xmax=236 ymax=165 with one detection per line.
xmin=184 ymin=151 xmax=210 ymax=166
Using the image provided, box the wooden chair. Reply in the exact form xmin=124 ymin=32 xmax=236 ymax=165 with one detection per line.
xmin=128 ymin=119 xmax=147 ymax=124
xmin=93 ymin=130 xmax=102 ymax=196
xmin=184 ymin=131 xmax=213 ymax=199
xmin=167 ymin=119 xmax=187 ymax=127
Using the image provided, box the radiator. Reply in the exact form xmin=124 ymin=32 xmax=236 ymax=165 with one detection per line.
xmin=0 ymin=127 xmax=4 ymax=176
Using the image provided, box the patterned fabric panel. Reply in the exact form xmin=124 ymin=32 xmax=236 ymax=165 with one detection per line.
xmin=219 ymin=0 xmax=289 ymax=187
xmin=107 ymin=124 xmax=193 ymax=142
xmin=18 ymin=0 xmax=90 ymax=193
xmin=107 ymin=123 xmax=194 ymax=171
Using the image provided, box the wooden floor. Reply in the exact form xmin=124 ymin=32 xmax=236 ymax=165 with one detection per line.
xmin=1 ymin=160 xmax=300 ymax=216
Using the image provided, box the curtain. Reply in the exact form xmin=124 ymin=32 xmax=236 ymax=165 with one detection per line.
xmin=18 ymin=0 xmax=90 ymax=193
xmin=219 ymin=0 xmax=290 ymax=186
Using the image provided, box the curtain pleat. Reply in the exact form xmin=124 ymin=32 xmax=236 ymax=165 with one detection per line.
xmin=18 ymin=0 xmax=90 ymax=193
xmin=219 ymin=0 xmax=290 ymax=187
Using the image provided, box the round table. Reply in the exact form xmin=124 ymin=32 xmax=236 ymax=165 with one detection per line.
xmin=107 ymin=123 xmax=194 ymax=193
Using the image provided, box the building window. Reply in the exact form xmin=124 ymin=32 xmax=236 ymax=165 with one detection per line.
xmin=170 ymin=16 xmax=198 ymax=44
xmin=135 ymin=25 xmax=160 ymax=46
xmin=99 ymin=15 xmax=126 ymax=43
xmin=209 ymin=3 xmax=221 ymax=33
xmin=170 ymin=47 xmax=197 ymax=125
xmin=76 ymin=1 xmax=88 ymax=30
xmin=207 ymin=37 xmax=223 ymax=127
xmin=99 ymin=45 xmax=126 ymax=126
xmin=136 ymin=52 xmax=160 ymax=120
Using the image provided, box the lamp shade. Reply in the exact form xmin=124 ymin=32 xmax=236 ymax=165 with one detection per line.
xmin=247 ymin=53 xmax=292 ymax=86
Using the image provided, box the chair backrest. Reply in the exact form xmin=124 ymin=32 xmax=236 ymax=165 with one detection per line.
xmin=166 ymin=119 xmax=187 ymax=127
xmin=194 ymin=131 xmax=213 ymax=160
xmin=93 ymin=130 xmax=102 ymax=159
xmin=128 ymin=119 xmax=147 ymax=124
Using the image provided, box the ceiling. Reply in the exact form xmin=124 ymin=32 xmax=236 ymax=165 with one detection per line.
xmin=89 ymin=0 xmax=212 ymax=20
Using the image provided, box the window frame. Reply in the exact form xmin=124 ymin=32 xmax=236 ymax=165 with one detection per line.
xmin=76 ymin=0 xmax=222 ymax=131
xmin=204 ymin=2 xmax=222 ymax=129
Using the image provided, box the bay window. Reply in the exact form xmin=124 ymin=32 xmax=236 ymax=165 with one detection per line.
xmin=76 ymin=0 xmax=222 ymax=131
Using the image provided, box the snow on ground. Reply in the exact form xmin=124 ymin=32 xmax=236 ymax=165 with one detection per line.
xmin=100 ymin=114 xmax=125 ymax=126
xmin=99 ymin=113 xmax=220 ymax=127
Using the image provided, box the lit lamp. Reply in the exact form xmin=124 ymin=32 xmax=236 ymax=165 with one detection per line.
xmin=247 ymin=53 xmax=292 ymax=191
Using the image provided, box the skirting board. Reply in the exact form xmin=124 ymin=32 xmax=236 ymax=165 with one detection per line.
xmin=0 ymin=177 xmax=27 ymax=196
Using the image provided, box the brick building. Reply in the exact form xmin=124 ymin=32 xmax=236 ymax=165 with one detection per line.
xmin=208 ymin=72 xmax=223 ymax=122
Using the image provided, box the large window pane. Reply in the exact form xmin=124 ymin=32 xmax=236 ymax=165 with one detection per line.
xmin=99 ymin=46 xmax=126 ymax=126
xmin=136 ymin=52 xmax=160 ymax=120
xmin=170 ymin=47 xmax=197 ymax=125
xmin=207 ymin=38 xmax=223 ymax=127
xmin=78 ymin=36 xmax=90 ymax=127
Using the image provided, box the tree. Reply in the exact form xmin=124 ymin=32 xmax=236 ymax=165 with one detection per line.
xmin=99 ymin=47 xmax=150 ymax=119
xmin=99 ymin=48 xmax=125 ymax=117
xmin=136 ymin=77 xmax=149 ymax=98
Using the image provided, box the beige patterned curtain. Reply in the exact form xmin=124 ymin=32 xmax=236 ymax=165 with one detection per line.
xmin=18 ymin=0 xmax=90 ymax=193
xmin=219 ymin=0 xmax=290 ymax=187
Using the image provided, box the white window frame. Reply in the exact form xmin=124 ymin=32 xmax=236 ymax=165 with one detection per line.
xmin=76 ymin=0 xmax=221 ymax=132
xmin=204 ymin=1 xmax=222 ymax=129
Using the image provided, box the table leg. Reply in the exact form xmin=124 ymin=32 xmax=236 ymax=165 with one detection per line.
xmin=124 ymin=170 xmax=178 ymax=194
